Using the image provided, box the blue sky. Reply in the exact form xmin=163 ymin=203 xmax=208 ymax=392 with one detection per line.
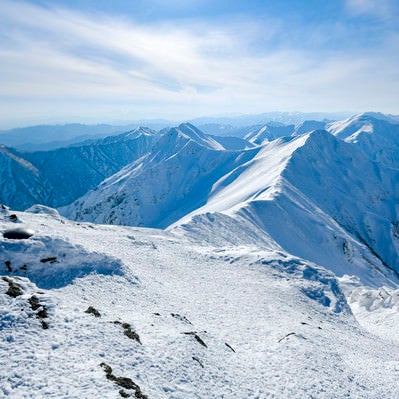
xmin=0 ymin=0 xmax=398 ymax=127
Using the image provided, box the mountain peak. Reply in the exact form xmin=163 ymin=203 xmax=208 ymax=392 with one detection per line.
xmin=157 ymin=123 xmax=225 ymax=152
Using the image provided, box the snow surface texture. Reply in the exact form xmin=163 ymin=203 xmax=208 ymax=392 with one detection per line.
xmin=1 ymin=211 xmax=399 ymax=398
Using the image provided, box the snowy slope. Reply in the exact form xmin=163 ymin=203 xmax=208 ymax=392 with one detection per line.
xmin=174 ymin=130 xmax=399 ymax=285
xmin=1 ymin=209 xmax=399 ymax=398
xmin=61 ymin=124 xmax=260 ymax=228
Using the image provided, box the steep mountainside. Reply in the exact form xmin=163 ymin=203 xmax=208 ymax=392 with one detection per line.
xmin=0 ymin=146 xmax=50 ymax=210
xmin=175 ymin=129 xmax=399 ymax=283
xmin=0 ymin=128 xmax=157 ymax=209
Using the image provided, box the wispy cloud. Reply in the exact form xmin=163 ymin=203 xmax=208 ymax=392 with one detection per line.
xmin=345 ymin=0 xmax=399 ymax=22
xmin=0 ymin=0 xmax=398 ymax=127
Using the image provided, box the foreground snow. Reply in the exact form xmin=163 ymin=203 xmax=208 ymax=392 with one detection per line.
xmin=1 ymin=210 xmax=399 ymax=398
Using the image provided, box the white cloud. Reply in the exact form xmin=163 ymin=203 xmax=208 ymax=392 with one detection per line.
xmin=0 ymin=0 xmax=398 ymax=127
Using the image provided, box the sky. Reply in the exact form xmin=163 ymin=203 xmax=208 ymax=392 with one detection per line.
xmin=0 ymin=0 xmax=398 ymax=128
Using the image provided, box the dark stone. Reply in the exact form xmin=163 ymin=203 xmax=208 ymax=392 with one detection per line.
xmin=192 ymin=356 xmax=204 ymax=368
xmin=171 ymin=313 xmax=192 ymax=324
xmin=2 ymin=277 xmax=23 ymax=297
xmin=182 ymin=331 xmax=207 ymax=348
xmin=99 ymin=363 xmax=148 ymax=398
xmin=278 ymin=332 xmax=296 ymax=343
xmin=28 ymin=295 xmax=49 ymax=328
xmin=122 ymin=323 xmax=141 ymax=344
xmin=84 ymin=306 xmax=101 ymax=317
xmin=37 ymin=308 xmax=48 ymax=319
xmin=28 ymin=295 xmax=41 ymax=310
xmin=40 ymin=257 xmax=58 ymax=263
xmin=119 ymin=390 xmax=131 ymax=398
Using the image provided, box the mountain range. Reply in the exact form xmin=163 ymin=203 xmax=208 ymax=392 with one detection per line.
xmin=1 ymin=112 xmax=399 ymax=398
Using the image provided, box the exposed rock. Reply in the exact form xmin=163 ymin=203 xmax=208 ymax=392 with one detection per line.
xmin=2 ymin=277 xmax=23 ymax=297
xmin=84 ymin=306 xmax=101 ymax=317
xmin=182 ymin=331 xmax=207 ymax=348
xmin=40 ymin=257 xmax=58 ymax=263
xmin=100 ymin=362 xmax=148 ymax=398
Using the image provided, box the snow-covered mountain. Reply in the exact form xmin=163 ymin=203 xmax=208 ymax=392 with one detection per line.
xmin=175 ymin=129 xmax=399 ymax=284
xmin=0 ymin=128 xmax=157 ymax=210
xmin=243 ymin=120 xmax=327 ymax=145
xmin=63 ymin=115 xmax=399 ymax=284
xmin=328 ymin=112 xmax=399 ymax=168
xmin=62 ymin=124 xmax=259 ymax=227
xmin=244 ymin=123 xmax=295 ymax=144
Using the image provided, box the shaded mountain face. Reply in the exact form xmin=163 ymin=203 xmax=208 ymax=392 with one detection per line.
xmin=0 ymin=146 xmax=51 ymax=210
xmin=63 ymin=115 xmax=399 ymax=282
xmin=0 ymin=128 xmax=158 ymax=210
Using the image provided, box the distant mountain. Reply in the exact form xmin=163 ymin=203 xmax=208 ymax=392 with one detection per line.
xmin=197 ymin=123 xmax=262 ymax=137
xmin=0 ymin=128 xmax=157 ymax=209
xmin=328 ymin=112 xmax=399 ymax=167
xmin=189 ymin=111 xmax=350 ymax=127
xmin=242 ymin=120 xmax=327 ymax=145
xmin=0 ymin=123 xmax=142 ymax=150
xmin=244 ymin=123 xmax=295 ymax=144
xmin=0 ymin=112 xmax=347 ymax=150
